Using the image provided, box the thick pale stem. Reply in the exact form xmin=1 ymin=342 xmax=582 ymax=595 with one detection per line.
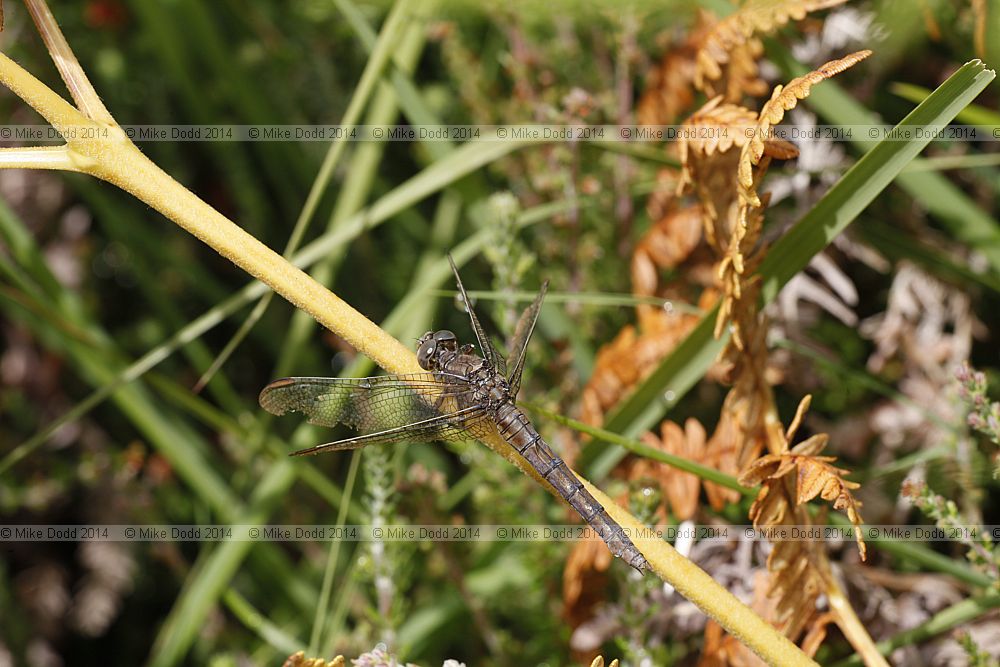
xmin=24 ymin=0 xmax=114 ymax=122
xmin=0 ymin=52 xmax=94 ymax=136
xmin=827 ymin=579 xmax=890 ymax=667
xmin=0 ymin=145 xmax=83 ymax=171
xmin=84 ymin=138 xmax=422 ymax=376
xmin=0 ymin=34 xmax=819 ymax=667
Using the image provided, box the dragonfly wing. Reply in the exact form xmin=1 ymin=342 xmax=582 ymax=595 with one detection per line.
xmin=507 ymin=280 xmax=547 ymax=396
xmin=259 ymin=373 xmax=475 ymax=434
xmin=448 ymin=254 xmax=507 ymax=376
xmin=289 ymin=405 xmax=494 ymax=456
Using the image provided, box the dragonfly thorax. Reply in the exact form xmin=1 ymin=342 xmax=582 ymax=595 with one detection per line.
xmin=417 ymin=330 xmax=510 ymax=405
xmin=260 ymin=258 xmax=648 ymax=572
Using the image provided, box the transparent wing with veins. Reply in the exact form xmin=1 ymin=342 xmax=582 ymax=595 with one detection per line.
xmin=259 ymin=374 xmax=495 ymax=456
xmin=506 ymin=280 xmax=547 ymax=397
xmin=448 ymin=255 xmax=507 ymax=377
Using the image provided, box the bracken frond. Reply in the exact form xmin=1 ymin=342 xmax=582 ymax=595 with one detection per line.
xmin=687 ymin=21 xmax=877 ymax=659
xmin=282 ymin=652 xmax=345 ymax=667
xmin=677 ymin=97 xmax=759 ymax=201
xmin=739 ymin=398 xmax=867 ymax=560
xmin=694 ymin=0 xmax=849 ymax=101
xmin=719 ymin=50 xmax=871 ymax=344
xmin=634 ymin=418 xmax=707 ymax=520
xmin=637 ymin=31 xmax=701 ymax=126
xmin=738 ymin=50 xmax=873 ymax=208
xmin=631 ymin=206 xmax=704 ymax=300
xmin=677 ymin=98 xmax=794 ymax=258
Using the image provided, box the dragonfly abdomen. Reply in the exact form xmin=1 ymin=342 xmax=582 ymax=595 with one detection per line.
xmin=495 ymin=404 xmax=650 ymax=573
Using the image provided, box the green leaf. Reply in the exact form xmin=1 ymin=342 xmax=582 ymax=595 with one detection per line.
xmin=583 ymin=59 xmax=996 ymax=479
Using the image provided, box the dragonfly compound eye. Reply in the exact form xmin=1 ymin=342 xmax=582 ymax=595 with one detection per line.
xmin=259 ymin=265 xmax=648 ymax=572
xmin=416 ymin=337 xmax=437 ymax=369
xmin=433 ymin=330 xmax=457 ymax=351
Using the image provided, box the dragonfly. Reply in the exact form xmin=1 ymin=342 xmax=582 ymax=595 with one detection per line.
xmin=259 ymin=257 xmax=649 ymax=573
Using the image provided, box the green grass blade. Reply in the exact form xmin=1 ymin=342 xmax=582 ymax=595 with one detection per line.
xmin=523 ymin=401 xmax=751 ymax=494
xmin=310 ymin=450 xmax=361 ymax=654
xmin=891 ymin=81 xmax=1000 ymax=127
xmin=830 ymin=595 xmax=1000 ymax=667
xmin=584 ymin=60 xmax=995 ymax=478
xmin=770 ymin=49 xmax=1000 ymax=275
xmin=902 ymin=153 xmax=1000 ymax=172
xmin=149 ymin=460 xmax=299 ymax=667
xmin=222 ymin=589 xmax=304 ymax=656
xmin=858 ymin=219 xmax=1000 ymax=294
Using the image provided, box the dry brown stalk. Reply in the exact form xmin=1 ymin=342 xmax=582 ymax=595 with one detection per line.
xmin=694 ymin=0 xmax=849 ymax=101
xmin=579 ymin=18 xmax=880 ymax=663
xmin=700 ymin=51 xmax=882 ymax=664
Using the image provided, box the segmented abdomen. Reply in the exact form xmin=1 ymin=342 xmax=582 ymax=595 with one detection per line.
xmin=494 ymin=403 xmax=649 ymax=573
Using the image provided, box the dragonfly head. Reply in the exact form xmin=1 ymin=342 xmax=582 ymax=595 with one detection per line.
xmin=417 ymin=329 xmax=458 ymax=370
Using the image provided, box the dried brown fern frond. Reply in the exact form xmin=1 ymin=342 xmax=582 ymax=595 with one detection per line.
xmin=631 ymin=205 xmax=704 ymax=302
xmin=714 ymin=200 xmax=770 ymax=347
xmin=739 ymin=397 xmax=867 ymax=557
xmin=702 ymin=413 xmax=746 ymax=509
xmin=722 ymin=50 xmax=871 ymax=345
xmin=738 ymin=49 xmax=873 ymax=208
xmin=688 ymin=32 xmax=878 ymax=661
xmin=766 ymin=528 xmax=829 ymax=639
xmin=677 ymin=97 xmax=795 ymax=272
xmin=678 ymin=98 xmax=756 ymax=264
xmin=681 ymin=97 xmax=757 ymax=157
xmin=645 ymin=168 xmax=683 ymax=225
xmin=580 ymin=301 xmax=706 ymax=428
xmin=282 ymin=652 xmax=345 ymax=667
xmin=633 ymin=418 xmax=706 ymax=520
xmin=637 ymin=29 xmax=701 ymax=126
xmin=632 ymin=416 xmax=743 ymax=519
xmin=677 ymin=97 xmax=759 ymax=234
xmin=694 ymin=0 xmax=849 ymax=101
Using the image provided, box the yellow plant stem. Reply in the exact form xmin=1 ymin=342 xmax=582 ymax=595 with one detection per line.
xmin=0 ymin=52 xmax=418 ymax=376
xmin=0 ymin=49 xmax=817 ymax=666
xmin=584 ymin=473 xmax=817 ymax=666
xmin=826 ymin=577 xmax=889 ymax=667
xmin=0 ymin=145 xmax=82 ymax=170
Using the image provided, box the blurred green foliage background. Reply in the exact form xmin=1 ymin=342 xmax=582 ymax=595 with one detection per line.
xmin=1 ymin=0 xmax=999 ymax=665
